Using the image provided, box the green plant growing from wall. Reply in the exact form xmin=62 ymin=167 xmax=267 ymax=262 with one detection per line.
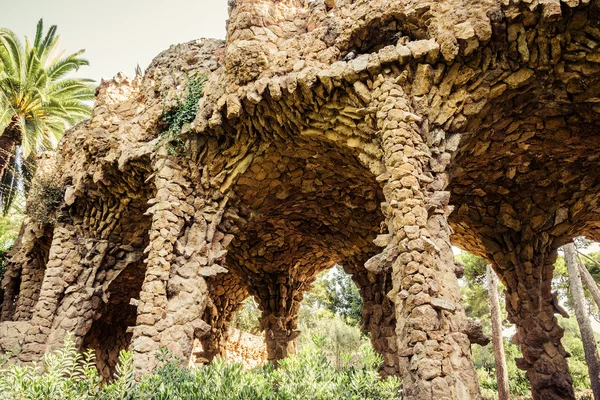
xmin=160 ymin=74 xmax=207 ymax=156
xmin=26 ymin=174 xmax=64 ymax=224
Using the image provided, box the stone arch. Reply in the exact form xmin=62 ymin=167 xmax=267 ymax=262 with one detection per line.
xmin=197 ymin=255 xmax=398 ymax=374
xmin=198 ymin=270 xmax=250 ymax=363
xmin=204 ymin=132 xmax=396 ymax=367
xmin=81 ymin=254 xmax=147 ymax=379
xmin=69 ymin=176 xmax=154 ymax=379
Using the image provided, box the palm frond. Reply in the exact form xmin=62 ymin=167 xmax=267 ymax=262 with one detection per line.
xmin=32 ymin=20 xmax=43 ymax=51
xmin=0 ymin=19 xmax=93 ymax=211
xmin=0 ymin=29 xmax=24 ymax=79
xmin=38 ymin=24 xmax=58 ymax=62
xmin=46 ymin=51 xmax=89 ymax=79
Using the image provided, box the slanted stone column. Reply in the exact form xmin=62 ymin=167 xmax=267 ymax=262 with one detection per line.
xmin=130 ymin=153 xmax=230 ymax=375
xmin=18 ymin=226 xmax=110 ymax=362
xmin=372 ymin=79 xmax=480 ymax=399
xmin=489 ymin=235 xmax=575 ymax=400
xmin=1 ymin=222 xmax=53 ymax=322
xmin=253 ymin=275 xmax=302 ymax=364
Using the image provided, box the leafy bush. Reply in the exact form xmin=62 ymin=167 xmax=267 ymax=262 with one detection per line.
xmin=0 ymin=336 xmax=400 ymax=400
xmin=297 ymin=308 xmax=366 ymax=369
xmin=0 ymin=335 xmax=103 ymax=400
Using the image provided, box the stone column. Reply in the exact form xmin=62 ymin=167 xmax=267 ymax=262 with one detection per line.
xmin=18 ymin=225 xmax=107 ymax=362
xmin=372 ymin=79 xmax=480 ymax=399
xmin=0 ymin=221 xmax=51 ymax=322
xmin=490 ymin=236 xmax=575 ymax=400
xmin=130 ymin=154 xmax=230 ymax=375
xmin=348 ymin=261 xmax=398 ymax=376
xmin=253 ymin=275 xmax=302 ymax=364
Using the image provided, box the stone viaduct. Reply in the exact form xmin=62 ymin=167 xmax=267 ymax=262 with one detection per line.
xmin=1 ymin=0 xmax=600 ymax=399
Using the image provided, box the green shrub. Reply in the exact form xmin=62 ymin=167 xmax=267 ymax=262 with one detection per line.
xmin=0 ymin=334 xmax=102 ymax=400
xmin=0 ymin=335 xmax=401 ymax=400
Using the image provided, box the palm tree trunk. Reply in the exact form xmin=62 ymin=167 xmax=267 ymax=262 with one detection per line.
xmin=486 ymin=264 xmax=510 ymax=400
xmin=576 ymin=251 xmax=600 ymax=311
xmin=0 ymin=126 xmax=19 ymax=179
xmin=563 ymin=243 xmax=600 ymax=399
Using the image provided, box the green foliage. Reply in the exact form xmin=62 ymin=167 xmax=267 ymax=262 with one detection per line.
xmin=554 ymin=251 xmax=600 ymax=321
xmin=581 ymin=252 xmax=600 ymax=284
xmin=272 ymin=340 xmax=399 ymax=400
xmin=0 ymin=19 xmax=94 ymax=210
xmin=0 ymin=206 xmax=22 ymax=249
xmin=304 ymin=266 xmax=363 ymax=326
xmin=559 ymin=316 xmax=600 ymax=390
xmin=0 ymin=334 xmax=103 ymax=400
xmin=160 ymin=74 xmax=207 ymax=156
xmin=504 ymin=340 xmax=531 ymax=396
xmin=456 ymin=252 xmax=496 ymax=331
xmin=232 ymin=297 xmax=261 ymax=335
xmin=0 ymin=207 xmax=21 ymax=309
xmin=297 ymin=308 xmax=365 ymax=370
xmin=457 ymin=250 xmax=597 ymax=398
xmin=0 ymin=336 xmax=400 ymax=400
xmin=577 ymin=251 xmax=600 ymax=322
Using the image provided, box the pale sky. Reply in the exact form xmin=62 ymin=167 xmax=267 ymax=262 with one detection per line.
xmin=2 ymin=0 xmax=229 ymax=83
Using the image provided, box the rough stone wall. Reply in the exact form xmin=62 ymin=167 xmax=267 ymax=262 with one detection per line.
xmin=222 ymin=327 xmax=267 ymax=369
xmin=1 ymin=1 xmax=600 ymax=399
xmin=192 ymin=327 xmax=267 ymax=369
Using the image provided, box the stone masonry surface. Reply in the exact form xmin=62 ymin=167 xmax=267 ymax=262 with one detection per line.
xmin=2 ymin=0 xmax=600 ymax=399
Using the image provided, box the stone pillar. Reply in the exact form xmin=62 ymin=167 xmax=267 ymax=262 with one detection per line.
xmin=490 ymin=236 xmax=575 ymax=400
xmin=373 ymin=79 xmax=480 ymax=399
xmin=347 ymin=261 xmax=398 ymax=376
xmin=18 ymin=226 xmax=108 ymax=362
xmin=253 ymin=275 xmax=302 ymax=364
xmin=260 ymin=314 xmax=298 ymax=363
xmin=130 ymin=153 xmax=230 ymax=375
xmin=1 ymin=222 xmax=52 ymax=322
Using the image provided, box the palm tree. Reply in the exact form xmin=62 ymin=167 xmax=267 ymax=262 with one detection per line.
xmin=0 ymin=19 xmax=94 ymax=210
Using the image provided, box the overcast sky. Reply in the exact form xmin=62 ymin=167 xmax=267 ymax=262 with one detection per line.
xmin=2 ymin=0 xmax=229 ymax=82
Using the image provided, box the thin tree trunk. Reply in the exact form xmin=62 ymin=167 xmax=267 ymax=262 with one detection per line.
xmin=486 ymin=264 xmax=510 ymax=400
xmin=564 ymin=243 xmax=600 ymax=400
xmin=576 ymin=251 xmax=600 ymax=311
xmin=0 ymin=127 xmax=18 ymax=179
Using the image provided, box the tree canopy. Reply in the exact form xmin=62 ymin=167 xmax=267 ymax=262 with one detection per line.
xmin=0 ymin=19 xmax=94 ymax=211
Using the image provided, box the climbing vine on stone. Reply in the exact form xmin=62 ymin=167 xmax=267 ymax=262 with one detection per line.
xmin=160 ymin=73 xmax=207 ymax=155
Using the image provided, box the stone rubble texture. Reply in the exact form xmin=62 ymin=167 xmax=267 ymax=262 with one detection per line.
xmin=192 ymin=327 xmax=267 ymax=369
xmin=1 ymin=0 xmax=600 ymax=399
